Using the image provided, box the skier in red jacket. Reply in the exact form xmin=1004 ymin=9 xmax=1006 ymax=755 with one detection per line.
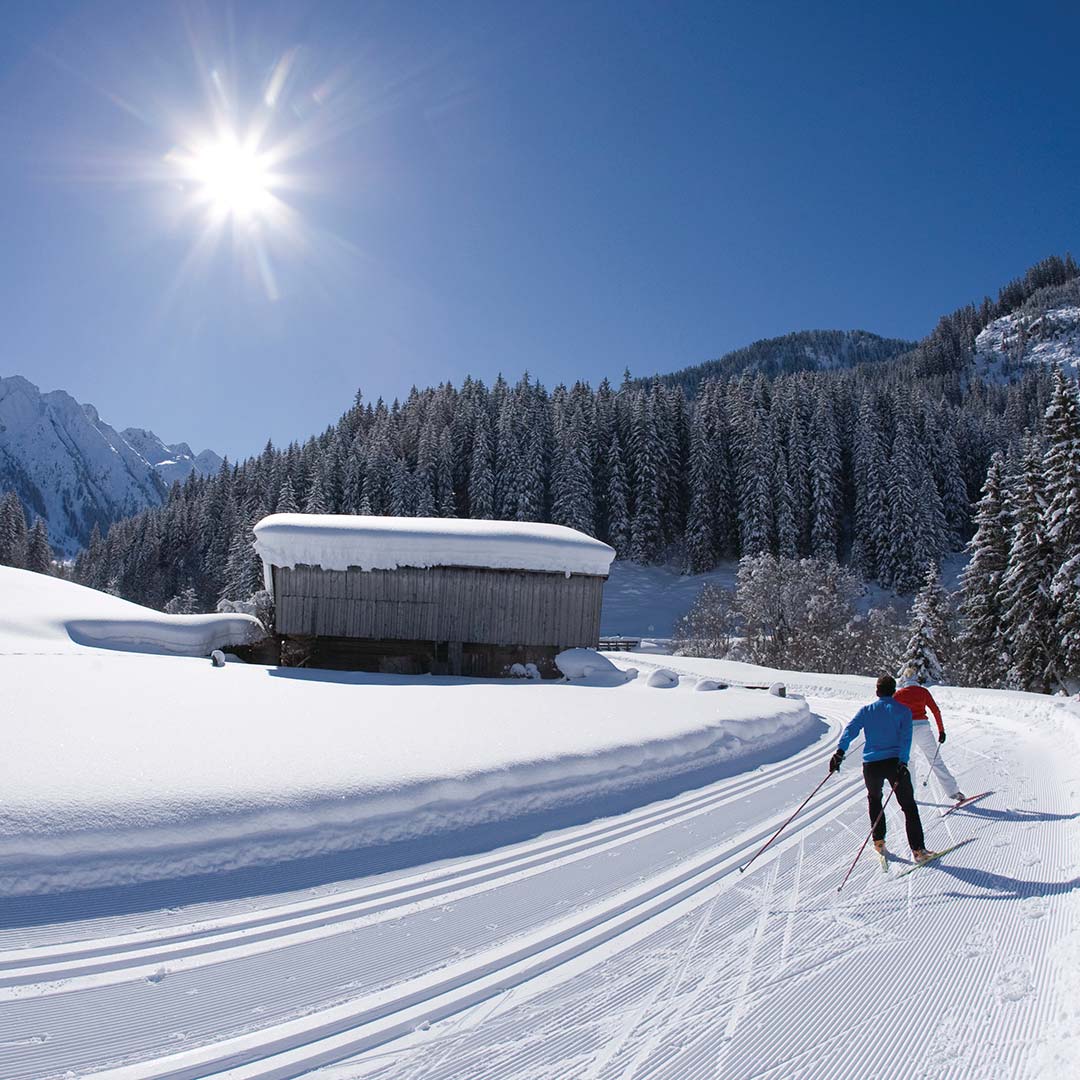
xmin=895 ymin=670 xmax=966 ymax=803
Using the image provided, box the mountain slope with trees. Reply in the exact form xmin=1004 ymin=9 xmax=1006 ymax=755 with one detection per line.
xmin=4 ymin=255 xmax=1077 ymax=690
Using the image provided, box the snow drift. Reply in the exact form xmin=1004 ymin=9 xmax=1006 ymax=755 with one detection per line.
xmin=0 ymin=566 xmax=265 ymax=656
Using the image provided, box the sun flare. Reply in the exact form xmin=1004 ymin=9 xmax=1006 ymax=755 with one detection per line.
xmin=170 ymin=132 xmax=277 ymax=224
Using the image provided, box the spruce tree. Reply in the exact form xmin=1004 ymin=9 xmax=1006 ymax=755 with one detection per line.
xmin=26 ymin=518 xmax=53 ymax=575
xmin=683 ymin=410 xmax=716 ymax=572
xmin=1000 ymin=441 xmax=1060 ymax=691
xmin=956 ymin=453 xmax=1009 ymax=686
xmin=901 ymin=563 xmax=950 ymax=684
xmin=0 ymin=492 xmax=29 ymax=569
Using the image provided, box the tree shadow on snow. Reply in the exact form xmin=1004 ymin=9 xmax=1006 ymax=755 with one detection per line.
xmin=0 ymin=717 xmax=828 ymax=931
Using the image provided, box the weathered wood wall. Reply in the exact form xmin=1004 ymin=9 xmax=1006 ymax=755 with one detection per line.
xmin=273 ymin=565 xmax=604 ymax=648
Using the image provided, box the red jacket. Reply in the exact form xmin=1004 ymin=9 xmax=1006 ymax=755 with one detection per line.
xmin=894 ymin=685 xmax=943 ymax=735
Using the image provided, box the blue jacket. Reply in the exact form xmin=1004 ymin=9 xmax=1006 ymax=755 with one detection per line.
xmin=838 ymin=696 xmax=914 ymax=763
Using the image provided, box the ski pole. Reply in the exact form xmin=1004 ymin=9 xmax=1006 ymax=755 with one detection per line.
xmin=739 ymin=771 xmax=833 ymax=874
xmin=922 ymin=743 xmax=942 ymax=788
xmin=837 ymin=785 xmax=896 ymax=893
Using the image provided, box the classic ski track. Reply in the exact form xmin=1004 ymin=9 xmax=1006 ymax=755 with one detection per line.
xmin=291 ymin=692 xmax=1061 ymax=1080
xmin=8 ymin=687 xmax=1065 ymax=1080
xmin=1 ymin=701 xmax=860 ymax=1080
xmin=0 ymin=706 xmax=841 ymax=994
xmin=65 ymin=746 xmax=865 ymax=1080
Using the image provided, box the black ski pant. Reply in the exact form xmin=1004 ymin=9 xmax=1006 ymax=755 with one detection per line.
xmin=863 ymin=757 xmax=925 ymax=852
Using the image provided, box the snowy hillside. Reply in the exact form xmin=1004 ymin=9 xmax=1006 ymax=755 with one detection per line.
xmin=974 ymin=305 xmax=1080 ymax=382
xmin=0 ymin=375 xmax=220 ymax=553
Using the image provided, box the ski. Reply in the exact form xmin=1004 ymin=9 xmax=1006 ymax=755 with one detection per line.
xmin=940 ymin=791 xmax=993 ymax=817
xmin=894 ymin=837 xmax=975 ymax=878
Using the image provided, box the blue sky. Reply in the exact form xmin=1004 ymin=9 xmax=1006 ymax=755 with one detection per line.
xmin=1 ymin=1 xmax=1078 ymax=461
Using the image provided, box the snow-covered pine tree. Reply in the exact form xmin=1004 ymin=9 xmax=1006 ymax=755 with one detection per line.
xmin=850 ymin=393 xmax=888 ymax=581
xmin=683 ymin=407 xmax=716 ymax=572
xmin=628 ymin=392 xmax=663 ymax=562
xmin=808 ymin=392 xmax=840 ymax=560
xmin=884 ymin=408 xmax=926 ymax=593
xmin=414 ymin=418 xmax=438 ymax=517
xmin=956 ymin=453 xmax=1009 ymax=686
xmin=1043 ymin=368 xmax=1080 ymax=683
xmin=468 ymin=414 xmax=495 ymax=519
xmin=1000 ymin=440 xmax=1060 ymax=692
xmin=437 ymin=428 xmax=457 ymax=517
xmin=604 ymin=429 xmax=631 ymax=558
xmin=925 ymin=401 xmax=971 ymax=549
xmin=774 ymin=447 xmax=798 ymax=558
xmin=901 ymin=563 xmax=951 ymax=684
xmin=303 ymin=459 xmax=329 ymax=515
xmin=0 ymin=491 xmax=29 ymax=569
xmin=276 ymin=475 xmax=300 ymax=514
xmin=25 ymin=518 xmax=53 ymax=574
xmin=550 ymin=407 xmax=595 ymax=536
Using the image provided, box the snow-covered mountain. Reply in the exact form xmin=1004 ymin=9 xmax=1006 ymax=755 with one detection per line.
xmin=0 ymin=375 xmax=221 ymax=555
xmin=120 ymin=427 xmax=223 ymax=488
xmin=974 ymin=304 xmax=1080 ymax=383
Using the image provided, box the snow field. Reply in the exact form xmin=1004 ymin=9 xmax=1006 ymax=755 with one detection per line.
xmin=1 ymin=570 xmax=814 ymax=897
xmin=3 ymin=674 xmax=1076 ymax=1079
xmin=1 ymin=650 xmax=813 ymax=897
xmin=306 ymin=676 xmax=1080 ymax=1080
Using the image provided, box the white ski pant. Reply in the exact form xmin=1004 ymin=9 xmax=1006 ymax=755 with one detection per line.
xmin=910 ymin=720 xmax=959 ymax=795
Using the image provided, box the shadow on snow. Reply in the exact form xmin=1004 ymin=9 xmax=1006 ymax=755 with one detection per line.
xmin=0 ymin=717 xmax=828 ymax=931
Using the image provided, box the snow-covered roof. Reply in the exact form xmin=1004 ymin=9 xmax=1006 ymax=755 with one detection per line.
xmin=253 ymin=514 xmax=616 ymax=577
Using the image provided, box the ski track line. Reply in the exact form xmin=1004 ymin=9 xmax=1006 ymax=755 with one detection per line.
xmin=313 ymin=703 xmax=1072 ymax=1080
xmin=14 ymin=694 xmax=1056 ymax=1080
xmin=0 ymin=716 xmax=846 ymax=996
xmin=7 ymin=715 xmax=864 ymax=1080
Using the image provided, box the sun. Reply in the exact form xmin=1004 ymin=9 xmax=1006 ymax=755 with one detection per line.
xmin=170 ymin=132 xmax=277 ymax=224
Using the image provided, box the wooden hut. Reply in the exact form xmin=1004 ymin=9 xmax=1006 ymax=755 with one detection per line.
xmin=253 ymin=514 xmax=615 ymax=676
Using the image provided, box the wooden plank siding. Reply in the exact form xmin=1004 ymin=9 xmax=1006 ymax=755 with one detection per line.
xmin=273 ymin=564 xmax=604 ymax=649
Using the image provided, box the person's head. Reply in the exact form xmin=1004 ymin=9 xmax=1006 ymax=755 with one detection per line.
xmin=897 ymin=665 xmax=917 ymax=688
xmin=876 ymin=675 xmax=897 ymax=698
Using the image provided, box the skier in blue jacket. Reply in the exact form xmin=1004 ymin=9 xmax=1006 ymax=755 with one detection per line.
xmin=829 ymin=674 xmax=931 ymax=862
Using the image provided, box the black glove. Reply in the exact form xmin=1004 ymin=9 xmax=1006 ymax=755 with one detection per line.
xmin=896 ymin=761 xmax=911 ymax=782
xmin=829 ymin=748 xmax=844 ymax=773
xmin=938 ymin=730 xmax=947 ymax=744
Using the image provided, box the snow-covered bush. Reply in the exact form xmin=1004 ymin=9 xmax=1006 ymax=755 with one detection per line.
xmin=735 ymin=554 xmax=862 ymax=672
xmin=217 ymin=589 xmax=274 ymax=633
xmin=672 ymin=582 xmax=735 ymax=659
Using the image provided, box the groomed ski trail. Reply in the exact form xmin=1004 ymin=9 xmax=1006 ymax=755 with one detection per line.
xmin=2 ymin=684 xmax=1078 ymax=1080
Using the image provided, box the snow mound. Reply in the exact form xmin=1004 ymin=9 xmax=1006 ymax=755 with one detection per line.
xmin=556 ymin=648 xmax=621 ymax=679
xmin=694 ymin=678 xmax=726 ymax=691
xmin=254 ymin=514 xmax=615 ymax=579
xmin=646 ymin=668 xmax=680 ymax=689
xmin=0 ymin=566 xmax=265 ymax=657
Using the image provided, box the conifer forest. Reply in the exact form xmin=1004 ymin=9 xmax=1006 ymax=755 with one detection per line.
xmin=3 ymin=256 xmax=1080 ymax=694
